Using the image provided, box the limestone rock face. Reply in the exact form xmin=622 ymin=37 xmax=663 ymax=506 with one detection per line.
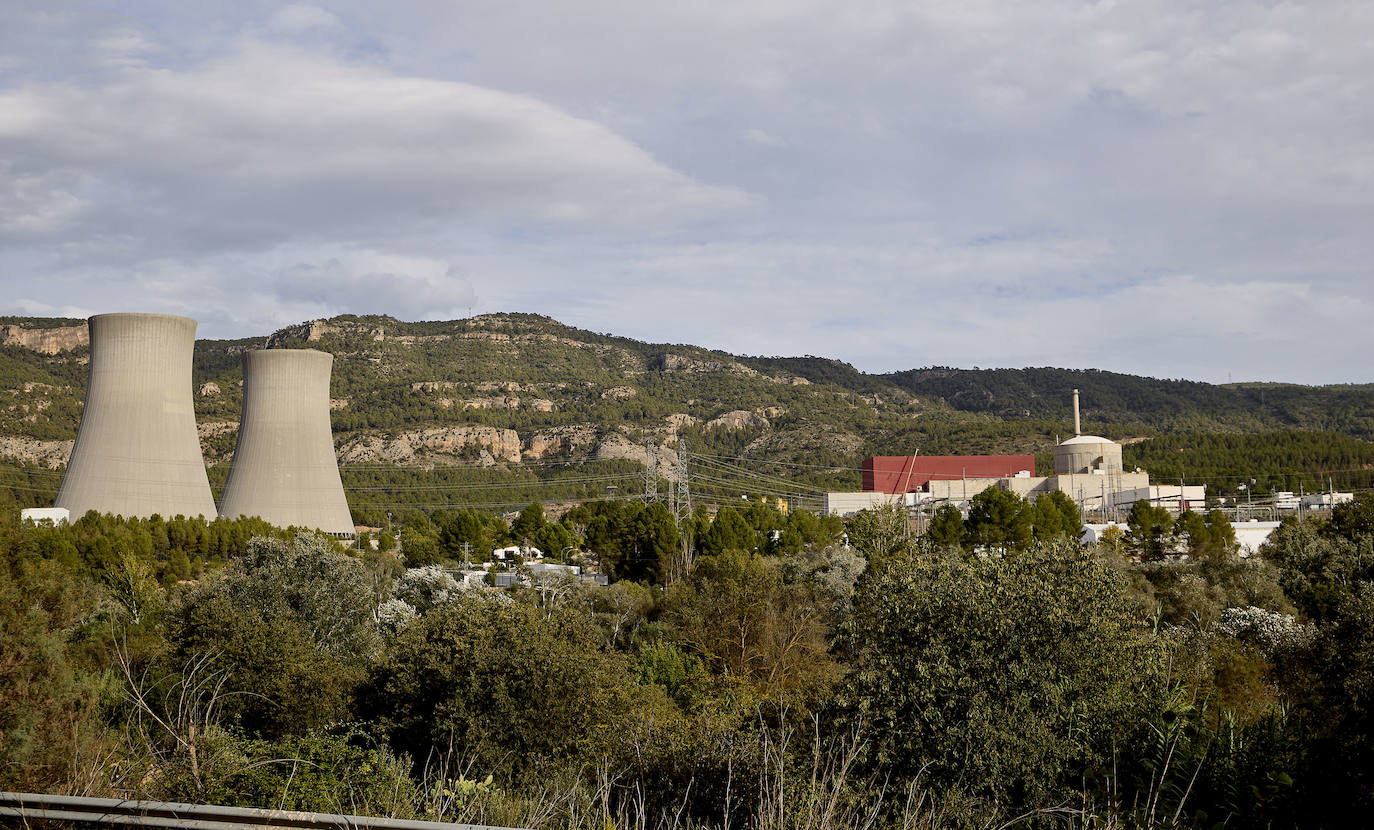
xmin=0 ymin=436 xmax=73 ymax=469
xmin=338 ymin=425 xmax=522 ymax=466
xmin=524 ymin=424 xmax=598 ymax=459
xmin=1 ymin=323 xmax=89 ymax=354
xmin=199 ymin=382 xmax=221 ymax=396
xmin=664 ymin=413 xmax=698 ymax=433
xmin=706 ymin=410 xmax=771 ymax=431
xmin=593 ymin=432 xmax=680 ymax=480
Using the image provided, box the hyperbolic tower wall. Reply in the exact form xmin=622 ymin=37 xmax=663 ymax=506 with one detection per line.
xmin=218 ymin=349 xmax=354 ymax=535
xmin=56 ymin=313 xmax=217 ymax=519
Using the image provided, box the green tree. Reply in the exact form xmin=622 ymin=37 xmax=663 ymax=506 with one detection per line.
xmin=362 ymin=596 xmax=667 ymax=776
xmin=667 ymin=549 xmax=839 ymax=703
xmin=167 ymin=534 xmax=380 ymax=738
xmin=399 ymin=527 xmax=442 ymax=567
xmin=437 ymin=509 xmax=491 ymax=562
xmin=965 ymin=487 xmax=1031 ymax=552
xmin=924 ymin=504 xmax=965 ymax=549
xmin=511 ymin=500 xmax=546 ymax=542
xmin=844 ymin=503 xmax=910 ymax=563
xmin=1125 ymin=499 xmax=1174 ymax=560
xmin=839 ymin=544 xmax=1167 ymax=808
xmin=699 ymin=505 xmax=756 ymax=556
xmin=1031 ymin=490 xmax=1083 ymax=542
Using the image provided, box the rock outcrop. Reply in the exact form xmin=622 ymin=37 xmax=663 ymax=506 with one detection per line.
xmin=524 ymin=424 xmax=599 ymax=460
xmin=1 ymin=323 xmax=89 ymax=354
xmin=706 ymin=410 xmax=771 ymax=431
xmin=0 ymin=436 xmax=73 ymax=468
xmin=337 ymin=426 xmax=522 ymax=466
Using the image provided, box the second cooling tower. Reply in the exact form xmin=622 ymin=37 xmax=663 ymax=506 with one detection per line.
xmin=218 ymin=349 xmax=354 ymax=535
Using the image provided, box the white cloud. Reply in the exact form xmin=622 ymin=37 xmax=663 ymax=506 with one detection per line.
xmin=1 ymin=1 xmax=1372 ymax=383
xmin=0 ymin=40 xmax=749 ymax=254
xmin=269 ymin=4 xmax=342 ymax=33
xmin=274 ymin=252 xmax=477 ymax=320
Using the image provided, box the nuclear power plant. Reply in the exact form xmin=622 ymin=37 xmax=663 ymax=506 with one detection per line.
xmin=824 ymin=388 xmax=1205 ymax=518
xmin=55 ymin=313 xmax=218 ymax=520
xmin=217 ymin=349 xmax=354 ymax=536
xmin=44 ymin=313 xmax=355 ymax=535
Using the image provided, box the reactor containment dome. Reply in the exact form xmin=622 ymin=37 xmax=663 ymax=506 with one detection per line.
xmin=55 ymin=313 xmax=217 ymax=519
xmin=218 ymin=348 xmax=354 ymax=536
xmin=1054 ymin=434 xmax=1124 ymax=476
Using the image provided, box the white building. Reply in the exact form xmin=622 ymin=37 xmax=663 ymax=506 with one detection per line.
xmin=20 ymin=507 xmax=70 ymax=526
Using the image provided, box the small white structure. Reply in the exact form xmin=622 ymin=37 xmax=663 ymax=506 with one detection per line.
xmin=1081 ymin=523 xmax=1128 ymax=545
xmin=1114 ymin=484 xmax=1208 ymax=513
xmin=21 ymin=507 xmax=70 ymax=526
xmin=1301 ymin=492 xmax=1354 ymax=509
xmin=1234 ymin=521 xmax=1282 ymax=555
xmin=528 ymin=561 xmax=581 ymax=577
xmin=822 ymin=491 xmax=905 ymax=516
xmin=492 ymin=544 xmax=544 ymax=561
xmin=1272 ymin=492 xmax=1301 ymax=510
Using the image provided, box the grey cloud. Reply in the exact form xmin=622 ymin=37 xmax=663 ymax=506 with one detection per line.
xmin=275 ymin=257 xmax=477 ymax=320
xmin=0 ymin=40 xmax=749 ymax=257
xmin=2 ymin=1 xmax=1373 ymax=383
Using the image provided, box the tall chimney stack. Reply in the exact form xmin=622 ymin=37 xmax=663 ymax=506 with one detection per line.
xmin=1072 ymin=388 xmax=1081 ymax=436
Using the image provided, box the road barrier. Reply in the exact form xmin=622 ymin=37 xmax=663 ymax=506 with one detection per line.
xmin=0 ymin=792 xmax=526 ymax=830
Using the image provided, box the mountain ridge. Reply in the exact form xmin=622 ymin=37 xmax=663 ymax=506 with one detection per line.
xmin=4 ymin=312 xmax=1374 ymax=513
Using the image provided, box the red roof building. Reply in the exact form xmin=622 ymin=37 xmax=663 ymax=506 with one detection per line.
xmin=862 ymin=455 xmax=1036 ymax=494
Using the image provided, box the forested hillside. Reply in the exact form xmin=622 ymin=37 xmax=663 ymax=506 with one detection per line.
xmin=2 ymin=313 xmax=1374 ymax=516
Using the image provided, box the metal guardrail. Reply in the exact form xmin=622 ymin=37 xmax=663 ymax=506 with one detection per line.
xmin=0 ymin=792 xmax=527 ymax=830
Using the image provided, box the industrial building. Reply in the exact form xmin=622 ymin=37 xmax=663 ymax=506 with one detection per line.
xmin=863 ymin=454 xmax=1036 ymax=493
xmin=55 ymin=313 xmax=217 ymax=520
xmin=218 ymin=349 xmax=355 ymax=536
xmin=825 ymin=390 xmax=1206 ymax=518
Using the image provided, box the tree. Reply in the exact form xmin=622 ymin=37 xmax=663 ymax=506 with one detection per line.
xmin=965 ymin=487 xmax=1031 ymax=552
xmin=438 ymin=509 xmax=491 ymax=562
xmin=925 ymin=504 xmax=965 ymax=549
xmin=1328 ymin=491 xmax=1374 ymax=539
xmin=362 ymin=596 xmax=667 ymax=776
xmin=399 ymin=528 xmax=441 ymax=567
xmin=666 ymin=549 xmax=839 ymax=703
xmin=167 ymin=534 xmax=380 ymax=738
xmin=377 ymin=530 xmax=396 ymax=553
xmin=698 ymin=506 xmax=756 ymax=556
xmin=511 ymin=500 xmax=546 ymax=542
xmin=1031 ymin=491 xmax=1082 ymax=542
xmin=845 ymin=503 xmax=910 ymax=563
xmin=838 ymin=543 xmax=1167 ymax=807
xmin=1125 ymin=499 xmax=1174 ymax=560
xmin=624 ymin=502 xmax=679 ymax=584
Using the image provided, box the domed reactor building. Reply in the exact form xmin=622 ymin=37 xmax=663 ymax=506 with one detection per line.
xmin=218 ymin=349 xmax=354 ymax=536
xmin=55 ymin=313 xmax=217 ymax=519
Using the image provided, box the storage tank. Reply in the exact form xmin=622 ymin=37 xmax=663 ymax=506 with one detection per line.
xmin=218 ymin=349 xmax=354 ymax=535
xmin=55 ymin=313 xmax=217 ymax=519
xmin=1054 ymin=435 xmax=1123 ymax=475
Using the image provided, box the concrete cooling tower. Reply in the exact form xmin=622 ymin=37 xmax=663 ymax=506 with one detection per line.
xmin=218 ymin=349 xmax=354 ymax=536
xmin=55 ymin=313 xmax=217 ymax=519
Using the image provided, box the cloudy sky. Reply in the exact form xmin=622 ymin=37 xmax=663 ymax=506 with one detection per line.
xmin=2 ymin=2 xmax=1371 ymax=383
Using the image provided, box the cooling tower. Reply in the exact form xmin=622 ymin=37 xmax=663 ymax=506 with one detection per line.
xmin=55 ymin=313 xmax=217 ymax=519
xmin=218 ymin=349 xmax=354 ymax=535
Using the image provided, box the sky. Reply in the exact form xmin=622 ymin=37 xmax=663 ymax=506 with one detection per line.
xmin=1 ymin=2 xmax=1371 ymax=384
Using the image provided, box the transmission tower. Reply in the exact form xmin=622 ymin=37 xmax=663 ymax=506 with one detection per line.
xmin=675 ymin=442 xmax=691 ymax=522
xmin=643 ymin=440 xmax=658 ymax=503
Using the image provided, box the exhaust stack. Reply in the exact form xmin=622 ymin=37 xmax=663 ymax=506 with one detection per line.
xmin=1072 ymin=388 xmax=1081 ymax=437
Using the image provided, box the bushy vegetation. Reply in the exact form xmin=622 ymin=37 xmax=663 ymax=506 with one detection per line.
xmin=6 ymin=492 xmax=1374 ymax=829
